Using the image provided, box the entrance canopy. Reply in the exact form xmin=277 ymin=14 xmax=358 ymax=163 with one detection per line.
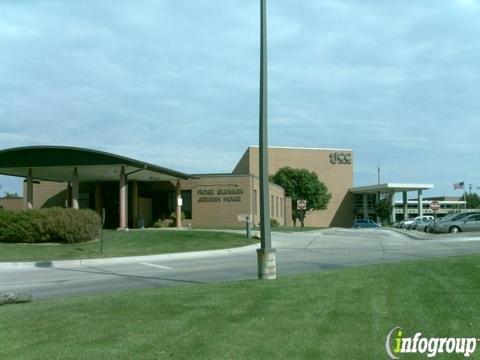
xmin=350 ymin=183 xmax=433 ymax=194
xmin=0 ymin=146 xmax=190 ymax=182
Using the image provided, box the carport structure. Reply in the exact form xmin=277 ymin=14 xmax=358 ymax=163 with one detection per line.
xmin=350 ymin=183 xmax=434 ymax=223
xmin=0 ymin=146 xmax=191 ymax=229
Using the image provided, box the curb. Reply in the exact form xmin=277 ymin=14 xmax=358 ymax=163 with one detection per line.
xmin=0 ymin=243 xmax=260 ymax=270
xmin=388 ymin=228 xmax=427 ymax=240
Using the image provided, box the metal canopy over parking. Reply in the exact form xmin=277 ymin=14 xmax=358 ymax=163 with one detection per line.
xmin=0 ymin=146 xmax=191 ymax=229
xmin=350 ymin=183 xmax=434 ymax=223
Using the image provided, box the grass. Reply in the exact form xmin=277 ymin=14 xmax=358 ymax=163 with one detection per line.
xmin=2 ymin=253 xmax=480 ymax=359
xmin=0 ymin=230 xmax=257 ymax=262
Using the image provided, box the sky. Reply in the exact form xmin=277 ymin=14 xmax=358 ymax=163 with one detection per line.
xmin=0 ymin=0 xmax=479 ymax=198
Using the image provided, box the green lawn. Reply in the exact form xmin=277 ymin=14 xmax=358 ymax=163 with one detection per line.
xmin=0 ymin=230 xmax=256 ymax=262
xmin=2 ymin=254 xmax=480 ymax=359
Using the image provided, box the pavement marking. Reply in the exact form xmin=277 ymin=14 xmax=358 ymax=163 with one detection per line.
xmin=139 ymin=262 xmax=173 ymax=270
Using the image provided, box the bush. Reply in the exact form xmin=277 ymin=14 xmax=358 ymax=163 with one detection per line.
xmin=256 ymin=219 xmax=280 ymax=228
xmin=152 ymin=219 xmax=164 ymax=228
xmin=0 ymin=208 xmax=101 ymax=244
xmin=169 ymin=211 xmax=186 ymax=224
xmin=270 ymin=219 xmax=280 ymax=228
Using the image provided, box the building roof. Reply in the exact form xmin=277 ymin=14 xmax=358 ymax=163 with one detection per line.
xmin=0 ymin=146 xmax=190 ymax=182
xmin=248 ymin=145 xmax=353 ymax=151
xmin=350 ymin=183 xmax=434 ymax=194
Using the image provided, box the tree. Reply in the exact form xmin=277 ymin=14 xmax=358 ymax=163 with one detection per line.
xmin=271 ymin=167 xmax=331 ymax=227
xmin=375 ymin=197 xmax=391 ymax=224
xmin=462 ymin=192 xmax=480 ymax=209
xmin=3 ymin=192 xmax=21 ymax=199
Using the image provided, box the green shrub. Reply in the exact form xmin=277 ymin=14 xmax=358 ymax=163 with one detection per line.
xmin=169 ymin=211 xmax=186 ymax=223
xmin=0 ymin=208 xmax=101 ymax=244
xmin=152 ymin=219 xmax=164 ymax=228
xmin=270 ymin=219 xmax=280 ymax=228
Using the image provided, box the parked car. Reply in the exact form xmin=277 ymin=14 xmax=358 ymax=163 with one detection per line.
xmin=437 ymin=213 xmax=480 ymax=233
xmin=353 ymin=219 xmax=380 ymax=228
xmin=416 ymin=220 xmax=433 ymax=232
xmin=426 ymin=212 xmax=480 ymax=233
xmin=400 ymin=218 xmax=416 ymax=229
xmin=394 ymin=219 xmax=409 ymax=228
xmin=405 ymin=216 xmax=434 ymax=230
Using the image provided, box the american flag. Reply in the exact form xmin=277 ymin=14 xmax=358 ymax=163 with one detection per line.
xmin=454 ymin=181 xmax=465 ymax=190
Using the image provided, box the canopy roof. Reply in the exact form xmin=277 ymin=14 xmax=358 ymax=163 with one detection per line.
xmin=350 ymin=183 xmax=434 ymax=194
xmin=0 ymin=146 xmax=190 ymax=182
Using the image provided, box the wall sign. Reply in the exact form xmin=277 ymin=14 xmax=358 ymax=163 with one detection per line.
xmin=329 ymin=152 xmax=352 ymax=165
xmin=197 ymin=186 xmax=244 ymax=203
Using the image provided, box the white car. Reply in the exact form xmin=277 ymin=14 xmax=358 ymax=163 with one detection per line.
xmin=405 ymin=216 xmax=434 ymax=230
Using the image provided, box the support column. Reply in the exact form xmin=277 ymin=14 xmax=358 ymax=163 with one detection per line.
xmin=26 ymin=168 xmax=33 ymax=209
xmin=72 ymin=168 xmax=79 ymax=210
xmin=67 ymin=182 xmax=72 ymax=208
xmin=119 ymin=166 xmax=127 ymax=229
xmin=402 ymin=191 xmax=408 ymax=221
xmin=390 ymin=191 xmax=396 ymax=224
xmin=362 ymin=193 xmax=368 ymax=219
xmin=418 ymin=189 xmax=423 ymax=216
xmin=376 ymin=192 xmax=381 ymax=224
xmin=95 ymin=183 xmax=102 ymax=216
xmin=132 ymin=181 xmax=139 ymax=228
xmin=176 ymin=180 xmax=182 ymax=228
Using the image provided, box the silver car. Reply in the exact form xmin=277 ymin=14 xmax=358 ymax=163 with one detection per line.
xmin=426 ymin=212 xmax=480 ymax=233
xmin=437 ymin=214 xmax=480 ymax=233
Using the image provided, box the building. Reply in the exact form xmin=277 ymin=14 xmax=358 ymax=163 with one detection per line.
xmin=6 ymin=145 xmax=466 ymax=228
xmin=0 ymin=145 xmax=357 ymax=229
xmin=0 ymin=196 xmax=23 ymax=210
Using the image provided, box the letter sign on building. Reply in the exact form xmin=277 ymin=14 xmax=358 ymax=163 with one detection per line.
xmin=329 ymin=152 xmax=352 ymax=165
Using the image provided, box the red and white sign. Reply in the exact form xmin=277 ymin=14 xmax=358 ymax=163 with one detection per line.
xmin=297 ymin=199 xmax=307 ymax=210
xmin=430 ymin=200 xmax=440 ymax=211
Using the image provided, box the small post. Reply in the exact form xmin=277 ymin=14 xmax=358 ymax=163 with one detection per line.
xmin=246 ymin=215 xmax=252 ymax=239
xmin=100 ymin=208 xmax=105 ymax=253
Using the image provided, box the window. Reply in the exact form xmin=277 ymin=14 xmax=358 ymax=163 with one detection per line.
xmin=253 ymin=190 xmax=257 ymax=215
xmin=280 ymin=198 xmax=283 ymax=220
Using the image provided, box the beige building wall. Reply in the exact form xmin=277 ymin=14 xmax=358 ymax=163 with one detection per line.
xmin=233 ymin=146 xmax=354 ymax=227
xmin=22 ymin=180 xmax=68 ymax=209
xmin=180 ymin=175 xmax=285 ymax=229
xmin=250 ymin=177 xmax=286 ymax=226
xmin=0 ymin=197 xmax=24 ymax=210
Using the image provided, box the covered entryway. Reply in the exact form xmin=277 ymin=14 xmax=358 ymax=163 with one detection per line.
xmin=0 ymin=146 xmax=191 ymax=229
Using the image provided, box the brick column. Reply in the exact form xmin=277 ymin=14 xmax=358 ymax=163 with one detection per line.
xmin=72 ymin=168 xmax=79 ymax=210
xmin=26 ymin=168 xmax=33 ymax=209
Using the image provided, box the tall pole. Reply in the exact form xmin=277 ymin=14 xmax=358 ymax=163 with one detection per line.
xmin=377 ymin=162 xmax=380 ymax=184
xmin=257 ymin=0 xmax=276 ymax=280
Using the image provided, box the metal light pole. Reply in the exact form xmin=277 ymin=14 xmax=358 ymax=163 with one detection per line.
xmin=257 ymin=0 xmax=276 ymax=280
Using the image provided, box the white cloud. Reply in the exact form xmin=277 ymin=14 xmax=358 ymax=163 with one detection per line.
xmin=0 ymin=0 xmax=478 ymax=196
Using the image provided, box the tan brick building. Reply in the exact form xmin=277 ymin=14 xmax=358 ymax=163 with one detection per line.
xmin=1 ymin=145 xmax=354 ymax=229
xmin=233 ymin=146 xmax=354 ymax=227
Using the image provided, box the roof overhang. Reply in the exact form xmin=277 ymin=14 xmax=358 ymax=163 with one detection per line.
xmin=0 ymin=146 xmax=191 ymax=182
xmin=350 ymin=183 xmax=434 ymax=194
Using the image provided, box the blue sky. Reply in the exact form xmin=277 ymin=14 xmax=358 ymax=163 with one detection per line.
xmin=1 ymin=0 xmax=479 ymax=197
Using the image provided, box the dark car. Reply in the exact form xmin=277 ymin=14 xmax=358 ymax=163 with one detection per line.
xmin=353 ymin=219 xmax=380 ymax=228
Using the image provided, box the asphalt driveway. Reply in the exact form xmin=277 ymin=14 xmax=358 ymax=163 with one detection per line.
xmin=1 ymin=228 xmax=480 ymax=300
